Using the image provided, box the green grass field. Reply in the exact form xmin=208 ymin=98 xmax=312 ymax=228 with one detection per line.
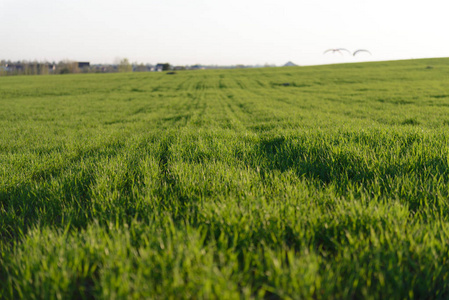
xmin=2 ymin=58 xmax=449 ymax=299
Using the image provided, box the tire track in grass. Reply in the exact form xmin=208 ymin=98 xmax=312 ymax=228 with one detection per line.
xmin=233 ymin=77 xmax=248 ymax=90
xmin=152 ymin=89 xmax=198 ymax=128
xmin=231 ymin=86 xmax=307 ymax=131
xmin=159 ymin=97 xmax=193 ymax=127
xmin=158 ymin=73 xmax=214 ymax=128
xmin=175 ymin=77 xmax=193 ymax=91
xmin=0 ymin=132 xmax=166 ymax=244
xmin=156 ymin=133 xmax=198 ymax=220
xmin=216 ymin=91 xmax=248 ymax=132
xmin=203 ymin=90 xmax=239 ymax=130
xmin=216 ymin=72 xmax=286 ymax=132
xmin=0 ymin=137 xmax=131 ymax=243
xmin=224 ymin=88 xmax=278 ymax=132
xmin=186 ymin=72 xmax=232 ymax=129
xmin=185 ymin=89 xmax=208 ymax=128
xmin=219 ymin=74 xmax=266 ymax=131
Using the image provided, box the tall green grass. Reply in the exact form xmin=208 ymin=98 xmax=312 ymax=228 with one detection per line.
xmin=2 ymin=58 xmax=449 ymax=299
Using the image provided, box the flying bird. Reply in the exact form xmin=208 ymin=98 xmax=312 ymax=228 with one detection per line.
xmin=323 ymin=48 xmax=351 ymax=55
xmin=353 ymin=49 xmax=372 ymax=56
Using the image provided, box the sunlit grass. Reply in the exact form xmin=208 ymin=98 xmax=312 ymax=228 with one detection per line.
xmin=2 ymin=58 xmax=449 ymax=299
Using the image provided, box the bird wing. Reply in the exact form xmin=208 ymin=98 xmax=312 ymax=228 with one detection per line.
xmin=337 ymin=48 xmax=351 ymax=54
xmin=323 ymin=49 xmax=334 ymax=54
xmin=353 ymin=49 xmax=372 ymax=56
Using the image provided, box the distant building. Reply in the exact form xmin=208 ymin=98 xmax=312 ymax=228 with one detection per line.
xmin=283 ymin=61 xmax=298 ymax=67
xmin=78 ymin=62 xmax=90 ymax=69
xmin=155 ymin=63 xmax=171 ymax=72
xmin=189 ymin=64 xmax=205 ymax=70
xmin=4 ymin=63 xmax=24 ymax=72
xmin=155 ymin=64 xmax=164 ymax=72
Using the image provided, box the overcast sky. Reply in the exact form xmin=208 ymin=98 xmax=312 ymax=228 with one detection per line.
xmin=1 ymin=0 xmax=447 ymax=66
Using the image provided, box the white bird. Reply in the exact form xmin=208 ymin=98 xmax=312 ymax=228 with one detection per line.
xmin=353 ymin=49 xmax=372 ymax=56
xmin=323 ymin=48 xmax=351 ymax=55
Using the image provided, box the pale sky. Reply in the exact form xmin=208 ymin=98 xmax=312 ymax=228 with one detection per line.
xmin=1 ymin=0 xmax=447 ymax=66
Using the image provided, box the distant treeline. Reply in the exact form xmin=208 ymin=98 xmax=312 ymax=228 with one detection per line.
xmin=0 ymin=59 xmax=277 ymax=76
xmin=0 ymin=59 xmax=161 ymax=76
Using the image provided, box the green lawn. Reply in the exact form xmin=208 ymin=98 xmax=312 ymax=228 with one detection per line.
xmin=2 ymin=58 xmax=449 ymax=299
